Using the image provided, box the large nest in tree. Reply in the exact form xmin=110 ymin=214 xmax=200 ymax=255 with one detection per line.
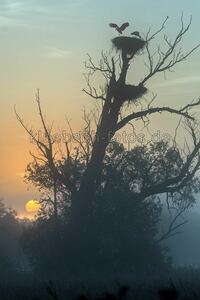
xmin=115 ymin=84 xmax=147 ymax=103
xmin=112 ymin=36 xmax=146 ymax=56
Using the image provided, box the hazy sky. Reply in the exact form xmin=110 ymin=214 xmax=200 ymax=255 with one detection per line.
xmin=1 ymin=0 xmax=200 ymax=217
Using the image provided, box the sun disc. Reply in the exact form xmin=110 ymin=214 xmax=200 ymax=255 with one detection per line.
xmin=25 ymin=200 xmax=40 ymax=213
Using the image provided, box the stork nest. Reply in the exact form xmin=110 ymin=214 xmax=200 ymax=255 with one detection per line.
xmin=115 ymin=84 xmax=147 ymax=103
xmin=112 ymin=36 xmax=146 ymax=56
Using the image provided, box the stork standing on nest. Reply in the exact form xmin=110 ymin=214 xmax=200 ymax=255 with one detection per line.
xmin=131 ymin=31 xmax=141 ymax=38
xmin=109 ymin=22 xmax=129 ymax=34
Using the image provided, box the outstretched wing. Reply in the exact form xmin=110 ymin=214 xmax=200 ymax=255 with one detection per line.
xmin=109 ymin=23 xmax=119 ymax=29
xmin=119 ymin=22 xmax=129 ymax=32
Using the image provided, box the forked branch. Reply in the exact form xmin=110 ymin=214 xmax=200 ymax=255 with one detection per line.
xmin=142 ymin=15 xmax=200 ymax=85
xmin=116 ymin=98 xmax=200 ymax=131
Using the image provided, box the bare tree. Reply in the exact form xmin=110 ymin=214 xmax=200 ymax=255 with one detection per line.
xmin=76 ymin=16 xmax=200 ymax=224
xmin=15 ymin=93 xmax=98 ymax=220
xmin=16 ymin=17 xmax=200 ymax=233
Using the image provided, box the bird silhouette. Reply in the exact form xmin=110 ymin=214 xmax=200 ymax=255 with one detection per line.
xmin=131 ymin=31 xmax=141 ymax=38
xmin=109 ymin=22 xmax=129 ymax=34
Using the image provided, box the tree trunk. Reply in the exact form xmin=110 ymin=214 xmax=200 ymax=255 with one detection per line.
xmin=71 ymin=56 xmax=130 ymax=224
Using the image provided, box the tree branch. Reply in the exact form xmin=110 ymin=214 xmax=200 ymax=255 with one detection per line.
xmin=116 ymin=99 xmax=200 ymax=131
xmin=157 ymin=205 xmax=189 ymax=243
xmin=15 ymin=95 xmax=77 ymax=194
xmin=142 ymin=15 xmax=200 ymax=85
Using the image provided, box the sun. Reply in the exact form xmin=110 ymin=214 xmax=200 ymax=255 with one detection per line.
xmin=25 ymin=200 xmax=41 ymax=213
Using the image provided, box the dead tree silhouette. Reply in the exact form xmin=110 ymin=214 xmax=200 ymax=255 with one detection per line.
xmin=16 ymin=16 xmax=200 ymax=272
